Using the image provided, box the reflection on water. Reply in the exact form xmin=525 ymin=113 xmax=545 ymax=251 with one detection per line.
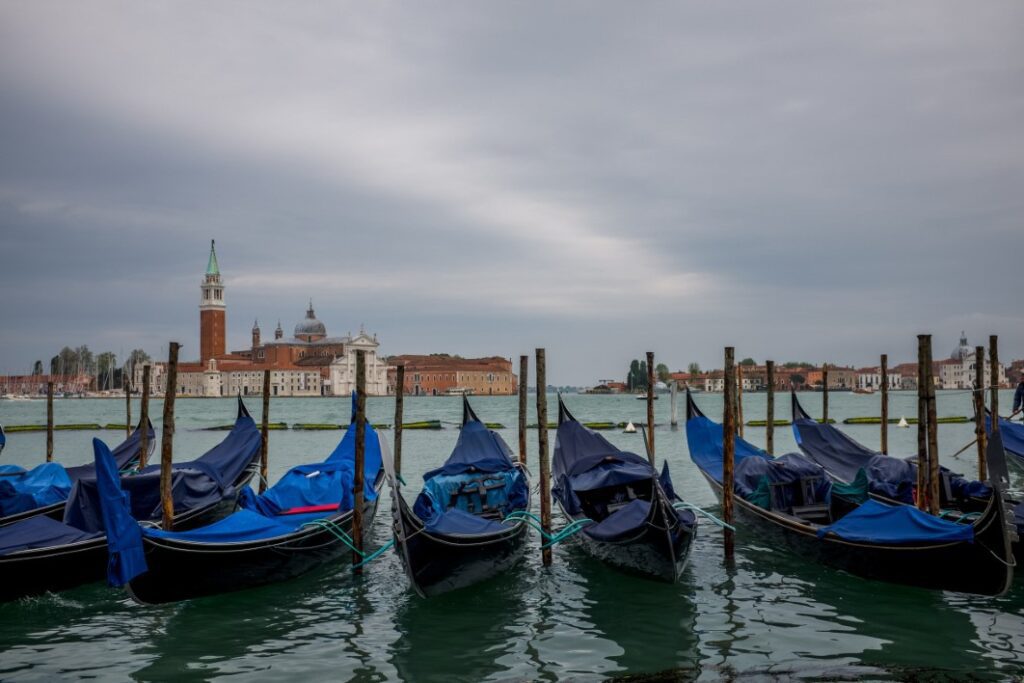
xmin=0 ymin=394 xmax=1022 ymax=680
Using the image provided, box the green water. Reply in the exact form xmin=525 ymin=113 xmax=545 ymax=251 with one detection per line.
xmin=1 ymin=391 xmax=1022 ymax=681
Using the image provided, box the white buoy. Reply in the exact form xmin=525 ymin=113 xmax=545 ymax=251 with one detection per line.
xmin=624 ymin=421 xmax=637 ymax=433
xmin=897 ymin=416 xmax=909 ymax=428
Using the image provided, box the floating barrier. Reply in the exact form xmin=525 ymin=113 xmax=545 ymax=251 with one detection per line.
xmin=842 ymin=416 xmax=969 ymax=425
xmin=746 ymin=419 xmax=793 ymax=427
xmin=205 ymin=422 xmax=288 ymax=431
xmin=4 ymin=423 xmax=102 ymax=432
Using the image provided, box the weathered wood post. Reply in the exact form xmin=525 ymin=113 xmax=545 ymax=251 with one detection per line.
xmin=518 ymin=355 xmax=528 ymax=465
xmin=125 ymin=377 xmax=132 ymax=439
xmin=822 ymin=363 xmax=829 ymax=424
xmin=880 ymin=354 xmax=889 ymax=455
xmin=670 ymin=380 xmax=679 ymax=428
xmin=736 ymin=364 xmax=745 ymax=438
xmin=990 ymin=335 xmax=1000 ymax=434
xmin=765 ymin=360 xmax=775 ymax=456
xmin=974 ymin=346 xmax=987 ymax=481
xmin=46 ymin=381 xmax=54 ymax=462
xmin=259 ymin=369 xmax=270 ymax=494
xmin=536 ymin=348 xmax=552 ymax=567
xmin=916 ymin=337 xmax=928 ymax=511
xmin=138 ymin=365 xmax=151 ymax=469
xmin=923 ymin=336 xmax=940 ymax=515
xmin=394 ymin=364 xmax=405 ymax=477
xmin=646 ymin=351 xmax=656 ymax=463
xmin=352 ymin=350 xmax=367 ymax=573
xmin=723 ymin=347 xmax=736 ymax=559
xmin=160 ymin=342 xmax=180 ymax=530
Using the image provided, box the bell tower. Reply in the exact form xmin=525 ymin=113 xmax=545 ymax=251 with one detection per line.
xmin=200 ymin=240 xmax=226 ymax=363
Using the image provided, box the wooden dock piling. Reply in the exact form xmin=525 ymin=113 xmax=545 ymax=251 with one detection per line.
xmin=352 ymin=350 xmax=366 ymax=573
xmin=822 ymin=363 xmax=829 ymax=423
xmin=394 ymin=364 xmax=405 ymax=477
xmin=518 ymin=355 xmax=528 ymax=465
xmin=974 ymin=346 xmax=987 ymax=481
xmin=880 ymin=354 xmax=888 ymax=455
xmin=260 ymin=370 xmax=270 ymax=494
xmin=916 ymin=337 xmax=928 ymax=511
xmin=139 ymin=365 xmax=150 ymax=469
xmin=723 ymin=347 xmax=736 ymax=558
xmin=670 ymin=380 xmax=678 ymax=428
xmin=923 ymin=336 xmax=940 ymax=515
xmin=990 ymin=336 xmax=1000 ymax=434
xmin=736 ymin=364 xmax=744 ymax=438
xmin=765 ymin=360 xmax=775 ymax=456
xmin=646 ymin=351 xmax=655 ymax=463
xmin=46 ymin=381 xmax=53 ymax=462
xmin=125 ymin=377 xmax=132 ymax=439
xmin=160 ymin=343 xmax=179 ymax=530
xmin=536 ymin=348 xmax=552 ymax=567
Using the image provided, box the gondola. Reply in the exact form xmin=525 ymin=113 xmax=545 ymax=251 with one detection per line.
xmin=685 ymin=389 xmax=1015 ymax=596
xmin=0 ymin=415 xmax=154 ymax=527
xmin=0 ymin=396 xmax=261 ymax=602
xmin=986 ymin=410 xmax=1024 ymax=469
xmin=791 ymin=391 xmax=1024 ymax=561
xmin=387 ymin=396 xmax=531 ymax=597
xmin=97 ymin=393 xmax=386 ymax=604
xmin=553 ymin=396 xmax=696 ymax=582
xmin=0 ymin=423 xmax=5 ymax=454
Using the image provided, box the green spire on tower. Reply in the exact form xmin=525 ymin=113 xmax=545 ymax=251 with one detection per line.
xmin=206 ymin=239 xmax=220 ymax=276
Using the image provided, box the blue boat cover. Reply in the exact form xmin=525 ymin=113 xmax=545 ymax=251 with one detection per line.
xmin=422 ymin=420 xmax=517 ymax=479
xmin=685 ymin=406 xmax=771 ymax=484
xmin=130 ymin=394 xmax=383 ymax=545
xmin=0 ymin=419 xmax=153 ymax=518
xmin=93 ymin=438 xmax=147 ymax=586
xmin=733 ymin=453 xmax=831 ymax=505
xmin=817 ymin=499 xmax=974 ymax=544
xmin=0 ymin=514 xmax=101 ymax=555
xmin=0 ymin=424 xmax=6 ymax=451
xmin=419 ymin=507 xmax=508 ymax=535
xmin=987 ymin=413 xmax=1024 ymax=463
xmin=0 ymin=462 xmax=73 ymax=516
xmin=584 ymin=499 xmax=653 ymax=542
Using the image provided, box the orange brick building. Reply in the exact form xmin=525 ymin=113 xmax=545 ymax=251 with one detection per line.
xmin=389 ymin=355 xmax=517 ymax=396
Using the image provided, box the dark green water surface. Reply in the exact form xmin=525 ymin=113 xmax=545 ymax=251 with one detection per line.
xmin=1 ymin=392 xmax=1022 ymax=681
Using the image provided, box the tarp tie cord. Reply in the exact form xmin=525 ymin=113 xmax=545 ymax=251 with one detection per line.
xmin=300 ymin=518 xmax=397 ymax=571
xmin=396 ymin=474 xmax=407 ymax=487
xmin=673 ymin=502 xmax=736 ymax=532
xmin=502 ymin=510 xmax=594 ymax=546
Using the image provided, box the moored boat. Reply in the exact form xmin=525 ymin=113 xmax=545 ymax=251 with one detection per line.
xmin=553 ymin=396 xmax=696 ymax=582
xmin=686 ymin=389 xmax=1015 ymax=596
xmin=388 ymin=396 xmax=531 ymax=597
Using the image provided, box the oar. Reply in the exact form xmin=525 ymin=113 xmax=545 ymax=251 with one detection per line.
xmin=952 ymin=407 xmax=1022 ymax=459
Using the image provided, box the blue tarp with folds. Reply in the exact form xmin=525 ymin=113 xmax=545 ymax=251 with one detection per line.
xmin=0 ymin=514 xmax=100 ymax=555
xmin=733 ymin=453 xmax=830 ymax=502
xmin=817 ymin=498 xmax=974 ymax=543
xmin=135 ymin=396 xmax=383 ymax=545
xmin=93 ymin=438 xmax=147 ymax=586
xmin=987 ymin=413 xmax=1024 ymax=464
xmin=420 ymin=507 xmax=508 ymax=535
xmin=685 ymin=408 xmax=771 ymax=484
xmin=0 ymin=462 xmax=72 ymax=516
xmin=423 ymin=420 xmax=516 ymax=479
xmin=584 ymin=499 xmax=652 ymax=541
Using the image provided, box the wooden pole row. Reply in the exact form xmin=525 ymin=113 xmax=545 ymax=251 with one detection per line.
xmin=125 ymin=377 xmax=132 ymax=439
xmin=646 ymin=351 xmax=655 ymax=464
xmin=394 ymin=364 xmax=405 ymax=478
xmin=260 ymin=370 xmax=270 ymax=495
xmin=138 ymin=365 xmax=151 ymax=469
xmin=974 ymin=346 xmax=987 ymax=482
xmin=923 ymin=336 xmax=940 ymax=515
xmin=46 ymin=381 xmax=54 ymax=462
xmin=518 ymin=355 xmax=528 ymax=466
xmin=916 ymin=337 xmax=928 ymax=511
xmin=723 ymin=347 xmax=736 ymax=559
xmin=880 ymin=354 xmax=888 ymax=455
xmin=536 ymin=348 xmax=552 ymax=567
xmin=736 ymin=364 xmax=744 ymax=439
xmin=160 ymin=342 xmax=179 ymax=531
xmin=822 ymin=363 xmax=829 ymax=423
xmin=765 ymin=360 xmax=775 ymax=456
xmin=990 ymin=336 xmax=1000 ymax=435
xmin=352 ymin=350 xmax=366 ymax=573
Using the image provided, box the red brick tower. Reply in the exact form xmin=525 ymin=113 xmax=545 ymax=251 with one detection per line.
xmin=200 ymin=240 xmax=226 ymax=363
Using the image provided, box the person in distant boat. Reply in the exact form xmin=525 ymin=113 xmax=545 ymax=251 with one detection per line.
xmin=1014 ymin=375 xmax=1024 ymax=420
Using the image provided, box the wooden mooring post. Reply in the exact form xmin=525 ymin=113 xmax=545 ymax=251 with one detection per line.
xmin=990 ymin=336 xmax=1000 ymax=434
xmin=160 ymin=342 xmax=180 ymax=530
xmin=646 ymin=351 xmax=655 ymax=464
xmin=536 ymin=348 xmax=552 ymax=567
xmin=974 ymin=346 xmax=987 ymax=481
xmin=915 ymin=337 xmax=928 ymax=511
xmin=923 ymin=336 xmax=940 ymax=515
xmin=670 ymin=380 xmax=679 ymax=429
xmin=723 ymin=347 xmax=736 ymax=558
xmin=352 ymin=350 xmax=367 ymax=573
xmin=125 ymin=377 xmax=132 ymax=439
xmin=880 ymin=354 xmax=888 ymax=455
xmin=259 ymin=370 xmax=270 ymax=494
xmin=139 ymin=365 xmax=151 ymax=469
xmin=765 ymin=360 xmax=775 ymax=456
xmin=394 ymin=364 xmax=405 ymax=478
xmin=46 ymin=381 xmax=54 ymax=462
xmin=736 ymin=364 xmax=744 ymax=438
xmin=822 ymin=363 xmax=829 ymax=424
xmin=518 ymin=355 xmax=528 ymax=465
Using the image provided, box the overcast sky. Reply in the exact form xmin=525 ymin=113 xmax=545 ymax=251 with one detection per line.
xmin=1 ymin=2 xmax=1021 ymax=384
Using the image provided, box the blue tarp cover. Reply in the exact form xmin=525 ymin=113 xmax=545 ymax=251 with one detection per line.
xmin=423 ymin=420 xmax=516 ymax=479
xmin=0 ymin=514 xmax=100 ymax=555
xmin=0 ymin=462 xmax=72 ymax=516
xmin=733 ymin=453 xmax=831 ymax=508
xmin=685 ymin=412 xmax=771 ymax=484
xmin=93 ymin=438 xmax=147 ymax=586
xmin=143 ymin=508 xmax=321 ymax=543
xmin=988 ymin=414 xmax=1024 ymax=463
xmin=817 ymin=498 xmax=974 ymax=544
xmin=419 ymin=507 xmax=508 ymax=535
xmin=584 ymin=499 xmax=652 ymax=542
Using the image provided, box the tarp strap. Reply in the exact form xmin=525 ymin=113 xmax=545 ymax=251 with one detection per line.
xmin=300 ymin=518 xmax=396 ymax=571
xmin=501 ymin=510 xmax=596 ymax=545
xmin=541 ymin=518 xmax=595 ymax=548
xmin=673 ymin=501 xmax=736 ymax=531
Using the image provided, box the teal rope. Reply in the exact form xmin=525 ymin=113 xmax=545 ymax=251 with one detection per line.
xmin=301 ymin=518 xmax=364 ymax=556
xmin=673 ymin=502 xmax=737 ymax=532
xmin=352 ymin=539 xmax=395 ymax=569
xmin=541 ymin=518 xmax=595 ymax=548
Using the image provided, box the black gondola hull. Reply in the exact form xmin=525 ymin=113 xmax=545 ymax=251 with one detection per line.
xmin=700 ymin=471 xmax=1013 ymax=596
xmin=392 ymin=495 xmax=529 ymax=598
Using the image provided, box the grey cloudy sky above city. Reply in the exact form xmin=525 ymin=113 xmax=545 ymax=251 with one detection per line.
xmin=1 ymin=2 xmax=1021 ymax=384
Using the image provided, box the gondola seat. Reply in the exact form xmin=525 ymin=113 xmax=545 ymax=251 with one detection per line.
xmin=414 ymin=469 xmax=527 ymax=528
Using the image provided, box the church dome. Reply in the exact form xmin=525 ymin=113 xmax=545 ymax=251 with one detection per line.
xmin=951 ymin=331 xmax=972 ymax=361
xmin=295 ymin=301 xmax=326 ymax=339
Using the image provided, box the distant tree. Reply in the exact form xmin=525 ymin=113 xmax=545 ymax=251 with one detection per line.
xmin=31 ymin=360 xmax=43 ymax=376
xmin=74 ymin=345 xmax=94 ymax=375
xmin=626 ymin=359 xmax=649 ymax=392
xmin=790 ymin=373 xmax=805 ymax=386
xmin=783 ymin=361 xmax=810 ymax=369
xmin=96 ymin=352 xmax=118 ymax=390
xmin=656 ymin=363 xmax=670 ymax=383
xmin=125 ymin=349 xmax=151 ymax=380
xmin=740 ymin=357 xmax=756 ymax=367
xmin=687 ymin=362 xmax=701 ymax=375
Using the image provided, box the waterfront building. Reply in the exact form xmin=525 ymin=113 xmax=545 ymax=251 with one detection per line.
xmin=389 ymin=355 xmax=517 ymax=396
xmin=935 ymin=332 xmax=1006 ymax=390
